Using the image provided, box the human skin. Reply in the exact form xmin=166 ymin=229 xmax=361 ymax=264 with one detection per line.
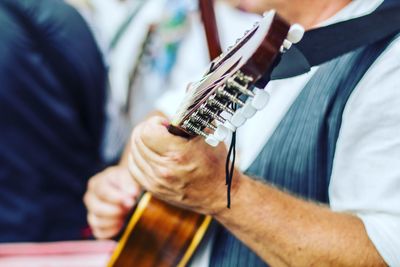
xmin=83 ymin=110 xmax=165 ymax=238
xmin=128 ymin=116 xmax=386 ymax=266
xmin=226 ymin=0 xmax=351 ymax=29
xmin=85 ymin=1 xmax=386 ymax=264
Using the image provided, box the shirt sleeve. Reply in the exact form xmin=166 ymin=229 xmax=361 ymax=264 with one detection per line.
xmin=329 ymin=36 xmax=400 ymax=266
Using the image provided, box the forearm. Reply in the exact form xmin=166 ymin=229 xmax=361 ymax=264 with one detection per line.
xmin=214 ymin=173 xmax=386 ymax=267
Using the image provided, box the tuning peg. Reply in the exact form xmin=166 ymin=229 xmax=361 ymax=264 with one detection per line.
xmin=230 ymin=109 xmax=247 ymax=128
xmin=241 ymin=101 xmax=257 ymax=119
xmin=190 ymin=113 xmax=217 ymax=131
xmin=235 ymin=71 xmax=254 ymax=85
xmin=226 ymin=78 xmax=254 ymax=97
xmin=200 ymin=105 xmax=226 ymax=124
xmin=208 ymin=96 xmax=235 ymax=115
xmin=251 ymin=88 xmax=270 ymax=110
xmin=205 ymin=135 xmax=220 ymax=147
xmin=214 ymin=124 xmax=230 ymax=141
xmin=217 ymin=88 xmax=245 ymax=106
xmin=223 ymin=121 xmax=237 ymax=132
xmin=281 ymin=39 xmax=292 ymax=51
xmin=183 ymin=120 xmax=220 ymax=147
xmin=287 ymin=24 xmax=304 ymax=44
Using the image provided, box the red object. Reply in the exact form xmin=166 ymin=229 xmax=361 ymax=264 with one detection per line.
xmin=0 ymin=240 xmax=117 ymax=267
xmin=81 ymin=226 xmax=94 ymax=239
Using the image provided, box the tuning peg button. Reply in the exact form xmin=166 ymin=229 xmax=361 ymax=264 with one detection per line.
xmin=251 ymin=88 xmax=270 ymax=110
xmin=205 ymin=135 xmax=219 ymax=147
xmin=214 ymin=125 xmax=230 ymax=141
xmin=241 ymin=101 xmax=257 ymax=119
xmin=231 ymin=110 xmax=247 ymax=128
xmin=224 ymin=121 xmax=237 ymax=132
xmin=282 ymin=40 xmax=292 ymax=51
xmin=287 ymin=24 xmax=305 ymax=44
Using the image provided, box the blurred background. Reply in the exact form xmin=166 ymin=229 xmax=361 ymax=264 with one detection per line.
xmin=0 ymin=0 xmax=258 ymax=253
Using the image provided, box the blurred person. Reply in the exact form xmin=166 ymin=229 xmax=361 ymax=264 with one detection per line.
xmin=0 ymin=0 xmax=106 ymax=242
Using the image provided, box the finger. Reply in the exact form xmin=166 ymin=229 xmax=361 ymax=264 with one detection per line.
xmin=92 ymin=226 xmax=122 ymax=240
xmin=94 ymin=178 xmax=132 ymax=207
xmin=131 ymin=127 xmax=165 ymax=166
xmin=132 ymin=129 xmax=175 ymax=187
xmin=134 ymin=133 xmax=188 ymax=189
xmin=112 ymin=168 xmax=142 ymax=198
xmin=131 ymin=140 xmax=181 ymax=194
xmin=86 ymin=170 xmax=133 ymax=207
xmin=137 ymin=116 xmax=188 ymax=155
xmin=87 ymin=213 xmax=124 ymax=230
xmin=84 ymin=191 xmax=127 ymax=218
xmin=128 ymin=154 xmax=177 ymax=198
xmin=128 ymin=154 xmax=154 ymax=192
xmin=103 ymin=170 xmax=140 ymax=208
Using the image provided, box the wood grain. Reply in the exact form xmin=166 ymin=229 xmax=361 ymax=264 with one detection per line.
xmin=108 ymin=194 xmax=211 ymax=267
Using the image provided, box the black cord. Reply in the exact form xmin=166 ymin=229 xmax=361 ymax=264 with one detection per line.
xmin=225 ymin=134 xmax=234 ymax=185
xmin=225 ymin=104 xmax=237 ymax=208
xmin=227 ymin=132 xmax=236 ymax=208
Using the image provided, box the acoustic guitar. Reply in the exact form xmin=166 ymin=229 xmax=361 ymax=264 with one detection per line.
xmin=108 ymin=9 xmax=304 ymax=267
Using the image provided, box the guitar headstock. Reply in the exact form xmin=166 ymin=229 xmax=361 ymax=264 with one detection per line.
xmin=168 ymin=11 xmax=304 ymax=146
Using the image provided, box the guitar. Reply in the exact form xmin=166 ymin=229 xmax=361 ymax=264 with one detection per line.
xmin=108 ymin=10 xmax=303 ymax=267
xmin=199 ymin=0 xmax=222 ymax=60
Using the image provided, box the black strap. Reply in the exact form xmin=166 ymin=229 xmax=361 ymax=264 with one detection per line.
xmin=266 ymin=0 xmax=400 ymax=82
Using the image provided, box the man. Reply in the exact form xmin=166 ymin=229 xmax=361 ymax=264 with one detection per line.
xmin=84 ymin=0 xmax=400 ymax=266
xmin=84 ymin=0 xmax=259 ymax=239
xmin=0 ymin=0 xmax=106 ymax=241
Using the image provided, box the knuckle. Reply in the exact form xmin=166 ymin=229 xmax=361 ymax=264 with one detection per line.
xmin=158 ymin=167 xmax=174 ymax=182
xmin=87 ymin=178 xmax=96 ymax=190
xmin=169 ymin=152 xmax=187 ymax=164
xmin=95 ymin=183 xmax=107 ymax=197
xmin=104 ymin=166 xmax=118 ymax=177
xmin=167 ymin=150 xmax=189 ymax=164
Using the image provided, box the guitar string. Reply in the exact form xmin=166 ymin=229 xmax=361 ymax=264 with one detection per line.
xmin=174 ymin=73 xmax=234 ymax=122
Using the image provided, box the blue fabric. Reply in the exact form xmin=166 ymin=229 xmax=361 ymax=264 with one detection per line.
xmin=0 ymin=0 xmax=106 ymax=242
xmin=209 ymin=33 xmax=398 ymax=267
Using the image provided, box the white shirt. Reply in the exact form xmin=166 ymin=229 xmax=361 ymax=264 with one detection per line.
xmin=156 ymin=0 xmax=400 ymax=266
xmin=90 ymin=0 xmax=201 ymax=161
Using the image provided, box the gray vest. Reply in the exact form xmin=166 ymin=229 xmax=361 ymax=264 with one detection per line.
xmin=209 ymin=35 xmax=397 ymax=267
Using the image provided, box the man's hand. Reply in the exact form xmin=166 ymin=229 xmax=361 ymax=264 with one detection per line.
xmin=84 ymin=166 xmax=141 ymax=239
xmin=128 ymin=116 xmax=235 ymax=215
xmin=126 ymin=117 xmax=387 ymax=266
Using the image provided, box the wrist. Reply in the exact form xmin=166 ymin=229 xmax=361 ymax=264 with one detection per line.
xmin=212 ymin=169 xmax=245 ymax=218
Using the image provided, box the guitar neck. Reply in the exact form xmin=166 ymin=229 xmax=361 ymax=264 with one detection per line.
xmin=199 ymin=0 xmax=222 ymax=60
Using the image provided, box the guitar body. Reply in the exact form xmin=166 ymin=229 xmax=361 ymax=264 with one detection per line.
xmin=108 ymin=7 xmax=298 ymax=267
xmin=108 ymin=193 xmax=211 ymax=267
